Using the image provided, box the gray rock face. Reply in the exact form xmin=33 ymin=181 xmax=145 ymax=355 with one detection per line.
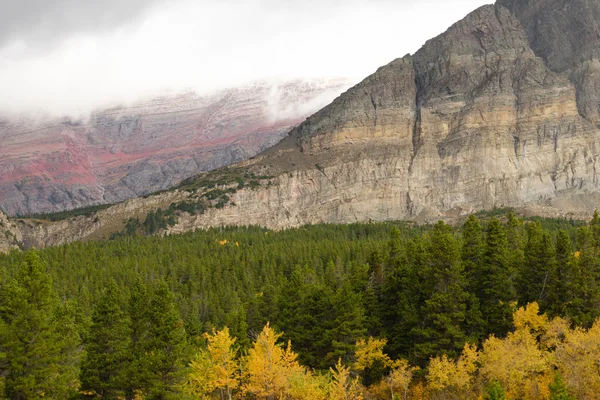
xmin=498 ymin=0 xmax=600 ymax=126
xmin=0 ymin=79 xmax=351 ymax=216
xmin=5 ymin=0 xmax=600 ymax=250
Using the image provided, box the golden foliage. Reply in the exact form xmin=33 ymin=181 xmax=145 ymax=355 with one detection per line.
xmin=287 ymin=370 xmax=329 ymax=400
xmin=386 ymin=359 xmax=419 ymax=400
xmin=553 ymin=320 xmax=600 ymax=399
xmin=427 ymin=343 xmax=479 ymax=394
xmin=329 ymin=358 xmax=364 ymax=400
xmin=242 ymin=322 xmax=303 ymax=399
xmin=185 ymin=327 xmax=239 ymax=399
xmin=478 ymin=304 xmax=553 ymax=400
xmin=354 ymin=337 xmax=392 ymax=371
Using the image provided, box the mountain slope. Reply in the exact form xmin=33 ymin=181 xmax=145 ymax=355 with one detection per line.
xmin=0 ymin=79 xmax=350 ymax=216
xmin=3 ymin=0 xmax=600 ymax=250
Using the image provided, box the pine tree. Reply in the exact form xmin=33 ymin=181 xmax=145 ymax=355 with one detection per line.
xmin=564 ymin=227 xmax=600 ymax=326
xmin=380 ymin=237 xmax=425 ymax=359
xmin=0 ymin=252 xmax=80 ymax=399
xmin=462 ymin=215 xmax=484 ymax=280
xmin=547 ymin=230 xmax=573 ymax=317
xmin=412 ymin=221 xmax=478 ymax=363
xmin=142 ymin=281 xmax=188 ymax=399
xmin=80 ymin=281 xmax=131 ymax=398
xmin=549 ymin=373 xmax=574 ymax=400
xmin=478 ymin=218 xmax=517 ymax=337
xmin=127 ymin=278 xmax=151 ymax=398
xmin=506 ymin=211 xmax=526 ymax=276
xmin=484 ymin=380 xmax=506 ymax=400
xmin=520 ymin=222 xmax=557 ymax=309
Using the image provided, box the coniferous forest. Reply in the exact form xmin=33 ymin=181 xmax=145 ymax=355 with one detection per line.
xmin=1 ymin=211 xmax=600 ymax=399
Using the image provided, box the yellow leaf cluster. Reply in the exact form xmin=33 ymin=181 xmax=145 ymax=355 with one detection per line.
xmin=185 ymin=327 xmax=239 ymax=399
xmin=427 ymin=343 xmax=479 ymax=393
xmin=329 ymin=359 xmax=364 ymax=400
xmin=242 ymin=322 xmax=303 ymax=399
xmin=354 ymin=337 xmax=391 ymax=371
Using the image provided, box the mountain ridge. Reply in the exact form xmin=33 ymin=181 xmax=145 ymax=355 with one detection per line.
xmin=2 ymin=0 xmax=600 ymax=251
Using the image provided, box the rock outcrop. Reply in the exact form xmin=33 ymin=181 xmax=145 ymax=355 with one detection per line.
xmin=0 ymin=79 xmax=351 ymax=216
xmin=3 ymin=0 xmax=600 ymax=250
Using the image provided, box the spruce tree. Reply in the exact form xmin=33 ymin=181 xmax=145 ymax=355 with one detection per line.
xmin=484 ymin=380 xmax=506 ymax=400
xmin=127 ymin=278 xmax=151 ymax=399
xmin=80 ymin=281 xmax=131 ymax=398
xmin=143 ymin=281 xmax=187 ymax=399
xmin=412 ymin=221 xmax=478 ymax=363
xmin=479 ymin=218 xmax=517 ymax=336
xmin=0 ymin=252 xmax=79 ymax=399
xmin=380 ymin=236 xmax=425 ymax=359
xmin=462 ymin=215 xmax=484 ymax=280
xmin=565 ymin=227 xmax=600 ymax=327
xmin=547 ymin=230 xmax=573 ymax=317
xmin=549 ymin=373 xmax=574 ymax=400
xmin=520 ymin=222 xmax=557 ymax=309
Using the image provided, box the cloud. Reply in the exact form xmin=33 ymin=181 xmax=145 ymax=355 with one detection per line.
xmin=0 ymin=0 xmax=491 ymax=118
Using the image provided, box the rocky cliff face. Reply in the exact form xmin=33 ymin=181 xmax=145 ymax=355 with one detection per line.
xmin=4 ymin=0 xmax=600 ymax=250
xmin=497 ymin=0 xmax=600 ymax=126
xmin=0 ymin=79 xmax=351 ymax=216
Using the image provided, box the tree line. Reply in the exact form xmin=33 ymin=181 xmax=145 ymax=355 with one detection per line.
xmin=0 ymin=211 xmax=599 ymax=398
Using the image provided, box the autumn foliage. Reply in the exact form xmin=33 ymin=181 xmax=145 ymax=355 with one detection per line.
xmin=183 ymin=302 xmax=599 ymax=399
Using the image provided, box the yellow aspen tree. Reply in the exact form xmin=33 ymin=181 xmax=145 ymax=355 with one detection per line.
xmin=329 ymin=358 xmax=364 ymax=400
xmin=426 ymin=343 xmax=479 ymax=398
xmin=354 ymin=337 xmax=392 ymax=371
xmin=287 ymin=369 xmax=329 ymax=400
xmin=478 ymin=303 xmax=553 ymax=400
xmin=242 ymin=322 xmax=302 ymax=399
xmin=553 ymin=320 xmax=600 ymax=399
xmin=186 ymin=327 xmax=240 ymax=400
xmin=385 ymin=359 xmax=418 ymax=400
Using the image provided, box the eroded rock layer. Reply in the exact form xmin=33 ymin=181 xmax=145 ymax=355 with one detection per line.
xmin=0 ymin=79 xmax=350 ymax=216
xmin=4 ymin=1 xmax=600 ymax=250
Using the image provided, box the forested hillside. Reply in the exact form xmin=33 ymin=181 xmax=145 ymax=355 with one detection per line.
xmin=0 ymin=211 xmax=599 ymax=399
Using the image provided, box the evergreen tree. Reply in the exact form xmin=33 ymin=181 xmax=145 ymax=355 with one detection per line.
xmin=143 ymin=281 xmax=187 ymax=399
xmin=549 ymin=373 xmax=574 ymax=400
xmin=412 ymin=221 xmax=479 ymax=363
xmin=478 ymin=218 xmax=517 ymax=336
xmin=520 ymin=222 xmax=557 ymax=309
xmin=484 ymin=380 xmax=506 ymax=400
xmin=80 ymin=281 xmax=131 ymax=398
xmin=506 ymin=211 xmax=526 ymax=276
xmin=127 ymin=278 xmax=151 ymax=398
xmin=461 ymin=215 xmax=484 ymax=280
xmin=0 ymin=252 xmax=79 ymax=399
xmin=380 ymin=237 xmax=425 ymax=359
xmin=547 ymin=230 xmax=573 ymax=317
xmin=564 ymin=227 xmax=600 ymax=327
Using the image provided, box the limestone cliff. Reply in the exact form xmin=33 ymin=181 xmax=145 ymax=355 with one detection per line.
xmin=4 ymin=1 xmax=600 ymax=250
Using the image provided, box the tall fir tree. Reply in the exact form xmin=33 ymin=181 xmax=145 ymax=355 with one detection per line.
xmin=0 ymin=252 xmax=80 ymax=399
xmin=520 ymin=222 xmax=557 ymax=309
xmin=565 ymin=227 xmax=600 ymax=326
xmin=143 ymin=281 xmax=188 ymax=399
xmin=478 ymin=218 xmax=517 ymax=337
xmin=549 ymin=373 xmax=574 ymax=400
xmin=461 ymin=215 xmax=484 ymax=280
xmin=547 ymin=230 xmax=573 ymax=317
xmin=127 ymin=278 xmax=151 ymax=399
xmin=411 ymin=221 xmax=480 ymax=363
xmin=80 ymin=281 xmax=132 ymax=398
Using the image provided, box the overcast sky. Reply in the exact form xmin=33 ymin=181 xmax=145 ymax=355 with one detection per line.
xmin=0 ymin=0 xmax=491 ymax=117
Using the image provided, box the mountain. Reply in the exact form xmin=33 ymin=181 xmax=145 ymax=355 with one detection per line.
xmin=2 ymin=0 xmax=600 ymax=250
xmin=0 ymin=79 xmax=351 ymax=216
